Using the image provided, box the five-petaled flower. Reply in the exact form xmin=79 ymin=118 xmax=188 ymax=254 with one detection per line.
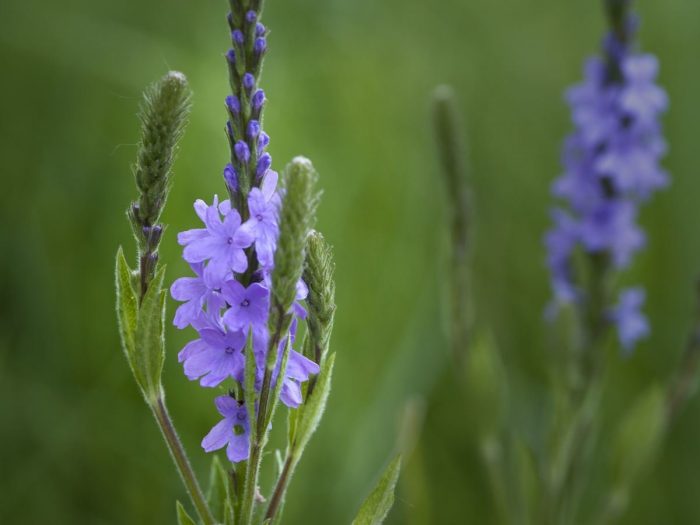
xmin=202 ymin=396 xmax=251 ymax=463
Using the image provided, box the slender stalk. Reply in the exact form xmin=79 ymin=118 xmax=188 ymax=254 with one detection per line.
xmin=149 ymin=395 xmax=215 ymax=525
xmin=432 ymin=85 xmax=471 ymax=365
xmin=666 ymin=280 xmax=700 ymax=424
xmin=480 ymin=436 xmax=510 ymax=525
xmin=240 ymin=307 xmax=289 ymax=525
xmin=265 ymin=453 xmax=294 ymax=522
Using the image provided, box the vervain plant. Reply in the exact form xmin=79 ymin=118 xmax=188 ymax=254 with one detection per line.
xmin=434 ymin=1 xmax=700 ymax=524
xmin=115 ymin=2 xmax=400 ymax=524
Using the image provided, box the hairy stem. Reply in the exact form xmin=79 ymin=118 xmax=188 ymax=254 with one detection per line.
xmin=149 ymin=396 xmax=215 ymax=525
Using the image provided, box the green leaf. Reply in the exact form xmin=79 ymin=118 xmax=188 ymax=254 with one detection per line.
xmin=264 ymin=334 xmax=292 ymax=431
xmin=293 ymin=353 xmax=335 ymax=458
xmin=612 ymin=384 xmax=665 ymax=488
xmin=352 ymin=455 xmax=402 ymax=525
xmin=133 ymin=265 xmax=166 ymax=399
xmin=462 ymin=332 xmax=507 ymax=437
xmin=207 ymin=455 xmax=229 ymax=522
xmin=176 ymin=501 xmax=197 ymax=525
xmin=244 ymin=328 xmax=257 ymax=443
xmin=224 ymin=497 xmax=235 ymax=525
xmin=115 ymin=247 xmax=141 ymax=382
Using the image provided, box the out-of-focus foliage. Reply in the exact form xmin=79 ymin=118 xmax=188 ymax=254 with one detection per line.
xmin=1 ymin=0 xmax=699 ymax=523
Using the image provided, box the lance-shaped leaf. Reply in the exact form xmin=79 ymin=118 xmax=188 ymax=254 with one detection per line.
xmin=243 ymin=329 xmax=258 ymax=445
xmin=612 ymin=384 xmax=665 ymax=489
xmin=176 ymin=501 xmax=197 ymax=525
xmin=293 ymin=352 xmax=335 ymax=459
xmin=352 ymin=455 xmax=402 ymax=525
xmin=263 ymin=335 xmax=292 ymax=431
xmin=206 ymin=455 xmax=230 ymax=522
xmin=115 ymin=247 xmax=143 ymax=385
xmin=133 ymin=266 xmax=167 ymax=399
xmin=462 ymin=332 xmax=507 ymax=438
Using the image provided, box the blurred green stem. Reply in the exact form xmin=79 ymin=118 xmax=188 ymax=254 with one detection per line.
xmin=481 ymin=436 xmax=511 ymax=525
xmin=432 ymin=85 xmax=471 ymax=365
xmin=149 ymin=395 xmax=215 ymax=525
xmin=666 ymin=280 xmax=700 ymax=424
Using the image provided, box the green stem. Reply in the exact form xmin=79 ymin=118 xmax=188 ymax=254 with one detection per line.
xmin=240 ymin=308 xmax=289 ymax=525
xmin=480 ymin=436 xmax=511 ymax=525
xmin=666 ymin=280 xmax=700 ymax=424
xmin=149 ymin=395 xmax=215 ymax=525
xmin=265 ymin=453 xmax=294 ymax=522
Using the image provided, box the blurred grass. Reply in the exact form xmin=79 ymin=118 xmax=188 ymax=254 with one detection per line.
xmin=2 ymin=0 xmax=700 ymax=523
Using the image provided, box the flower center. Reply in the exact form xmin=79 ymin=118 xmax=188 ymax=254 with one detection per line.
xmin=225 ymin=346 xmax=235 ymax=355
xmin=241 ymin=299 xmax=250 ymax=307
xmin=227 ymin=237 xmax=234 ymax=245
xmin=255 ymin=213 xmax=263 ymax=221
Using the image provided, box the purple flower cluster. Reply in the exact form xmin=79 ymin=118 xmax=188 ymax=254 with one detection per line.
xmin=170 ymin=4 xmax=319 ymax=464
xmin=546 ymin=21 xmax=668 ymax=351
xmin=172 ymin=186 xmax=318 ymax=462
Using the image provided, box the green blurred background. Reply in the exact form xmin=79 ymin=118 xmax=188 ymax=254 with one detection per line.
xmin=2 ymin=0 xmax=700 ymax=523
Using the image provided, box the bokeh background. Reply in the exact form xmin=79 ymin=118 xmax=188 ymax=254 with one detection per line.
xmin=2 ymin=0 xmax=700 ymax=523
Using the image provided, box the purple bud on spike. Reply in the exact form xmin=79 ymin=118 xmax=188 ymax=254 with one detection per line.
xmin=258 ymin=132 xmax=270 ymax=154
xmin=232 ymin=30 xmax=244 ymax=45
xmin=143 ymin=224 xmax=163 ymax=246
xmin=254 ymin=37 xmax=267 ymax=55
xmin=256 ymin=153 xmax=272 ymax=178
xmin=252 ymin=89 xmax=265 ymax=111
xmin=243 ymin=73 xmax=255 ymax=91
xmin=224 ymin=163 xmax=239 ymax=191
xmin=246 ymin=10 xmax=257 ymax=23
xmin=235 ymin=141 xmax=251 ymax=164
xmin=226 ymin=95 xmax=240 ymax=115
xmin=247 ymin=120 xmax=261 ymax=139
xmin=256 ymin=23 xmax=266 ymax=37
xmin=226 ymin=49 xmax=236 ymax=64
xmin=130 ymin=202 xmax=141 ymax=221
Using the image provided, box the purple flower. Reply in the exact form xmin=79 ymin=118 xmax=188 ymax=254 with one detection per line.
xmin=221 ymin=280 xmax=270 ymax=330
xmin=610 ymin=288 xmax=650 ymax=351
xmin=579 ymin=201 xmax=645 ymax=268
xmin=226 ymin=49 xmax=236 ymax=64
xmin=232 ymin=30 xmax=244 ymax=45
xmin=254 ymin=37 xmax=267 ymax=55
xmin=226 ymin=95 xmax=240 ymax=115
xmin=621 ymin=55 xmax=668 ymax=123
xmin=256 ymin=23 xmax=266 ymax=37
xmin=256 ymin=152 xmax=272 ymax=179
xmin=202 ymin=396 xmax=250 ymax=463
xmin=179 ymin=326 xmax=246 ymax=387
xmin=245 ymin=10 xmax=257 ymax=23
xmin=243 ymin=73 xmax=255 ymax=92
xmin=235 ymin=141 xmax=250 ymax=165
xmin=239 ymin=171 xmax=280 ymax=268
xmin=223 ymin=163 xmax=238 ymax=193
xmin=171 ymin=262 xmax=225 ymax=329
xmin=544 ymin=12 xmax=667 ymax=352
xmin=252 ymin=89 xmax=265 ymax=111
xmin=251 ymin=331 xmax=320 ymax=408
xmin=258 ymin=132 xmax=270 ymax=154
xmin=279 ymin=350 xmax=319 ymax=407
xmin=545 ymin=209 xmax=580 ymax=304
xmin=178 ymin=196 xmax=254 ymax=286
xmin=247 ymin=120 xmax=261 ymax=139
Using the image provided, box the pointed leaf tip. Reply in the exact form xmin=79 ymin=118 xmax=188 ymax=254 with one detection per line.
xmin=352 ymin=455 xmax=402 ymax=525
xmin=176 ymin=501 xmax=197 ymax=525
